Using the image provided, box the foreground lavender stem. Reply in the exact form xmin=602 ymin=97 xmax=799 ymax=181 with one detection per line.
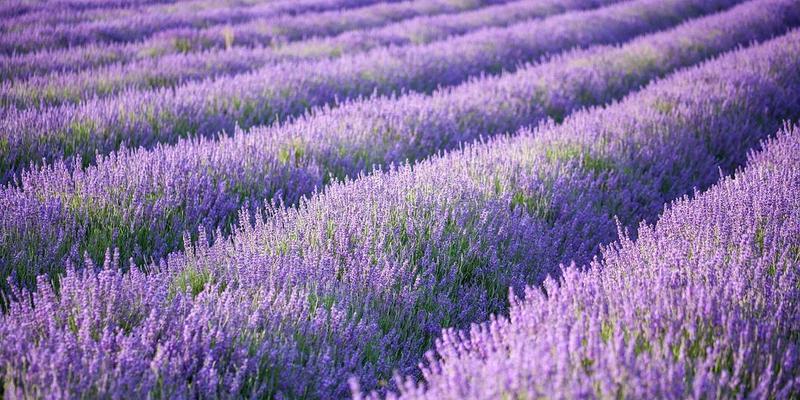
xmin=1 ymin=0 xmax=620 ymax=108
xmin=2 ymin=27 xmax=799 ymax=399
xmin=3 ymin=0 xmax=793 ymax=298
xmin=375 ymin=126 xmax=800 ymax=399
xmin=0 ymin=0 xmax=738 ymax=179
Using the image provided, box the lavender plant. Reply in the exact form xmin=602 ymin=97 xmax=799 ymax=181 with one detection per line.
xmin=0 ymin=0 xmax=622 ymax=107
xmin=0 ymin=0 xmax=740 ymax=179
xmin=371 ymin=125 xmax=800 ymax=399
xmin=0 ymin=0 xmax=174 ymax=23
xmin=3 ymin=0 xmax=793 ymax=300
xmin=0 ymin=0 xmax=408 ymax=55
xmin=2 ymin=27 xmax=799 ymax=398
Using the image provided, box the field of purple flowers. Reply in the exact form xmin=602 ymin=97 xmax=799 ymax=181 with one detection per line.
xmin=1 ymin=0 xmax=799 ymax=398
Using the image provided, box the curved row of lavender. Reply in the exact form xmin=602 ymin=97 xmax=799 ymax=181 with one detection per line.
xmin=0 ymin=0 xmax=172 ymax=21
xmin=1 ymin=0 xmax=181 ymax=14
xmin=1 ymin=0 xmax=374 ymax=27
xmin=0 ymin=0 xmax=242 ymax=31
xmin=0 ymin=0 xmax=622 ymax=107
xmin=2 ymin=27 xmax=799 ymax=399
xmin=0 ymin=0 xmax=407 ymax=80
xmin=0 ymin=0 xmax=487 ymax=82
xmin=0 ymin=0 xmax=408 ymax=55
xmin=0 ymin=0 xmax=741 ymax=180
xmin=3 ymin=0 xmax=792 ymax=299
xmin=275 ymin=0 xmax=617 ymax=58
xmin=373 ymin=126 xmax=800 ymax=399
xmin=149 ymin=0 xmax=515 ymax=50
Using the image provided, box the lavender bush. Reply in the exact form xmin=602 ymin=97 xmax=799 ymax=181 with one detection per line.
xmin=3 ymin=0 xmax=794 ymax=300
xmin=0 ymin=0 xmax=407 ymax=54
xmin=374 ymin=125 xmax=800 ymax=399
xmin=0 ymin=0 xmax=462 ymax=82
xmin=2 ymin=1 xmax=799 ymax=398
xmin=0 ymin=0 xmax=622 ymax=107
xmin=0 ymin=0 xmax=414 ymax=80
xmin=2 ymin=26 xmax=799 ymax=398
xmin=0 ymin=0 xmax=740 ymax=179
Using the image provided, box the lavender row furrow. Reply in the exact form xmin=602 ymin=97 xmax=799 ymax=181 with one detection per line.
xmin=0 ymin=0 xmax=496 ymax=55
xmin=2 ymin=0 xmax=794 ymax=296
xmin=1 ymin=0 xmax=622 ymax=107
xmin=378 ymin=126 xmax=800 ymax=399
xmin=0 ymin=0 xmax=739 ymax=181
xmin=3 ymin=28 xmax=799 ymax=399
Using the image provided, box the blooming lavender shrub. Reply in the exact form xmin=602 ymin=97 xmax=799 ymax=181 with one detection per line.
xmin=0 ymin=0 xmax=413 ymax=80
xmin=2 ymin=27 xmax=799 ymax=398
xmin=0 ymin=0 xmax=621 ymax=107
xmin=0 ymin=0 xmax=523 ymax=83
xmin=0 ymin=0 xmax=740 ymax=179
xmin=3 ymin=0 xmax=795 ymax=301
xmin=372 ymin=125 xmax=800 ymax=399
xmin=0 ymin=0 xmax=409 ymax=55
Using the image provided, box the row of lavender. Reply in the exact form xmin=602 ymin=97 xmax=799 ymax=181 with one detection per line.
xmin=0 ymin=0 xmax=584 ymax=82
xmin=2 ymin=26 xmax=799 ymax=399
xmin=0 ymin=0 xmax=414 ymax=54
xmin=373 ymin=126 xmax=800 ymax=399
xmin=0 ymin=0 xmax=496 ymax=81
xmin=0 ymin=0 xmax=224 ymax=28
xmin=0 ymin=0 xmax=743 ymax=181
xmin=0 ymin=0 xmax=621 ymax=106
xmin=0 ymin=0 xmax=174 ymax=21
xmin=3 ymin=0 xmax=793 ymax=299
xmin=0 ymin=0 xmax=396 ymax=29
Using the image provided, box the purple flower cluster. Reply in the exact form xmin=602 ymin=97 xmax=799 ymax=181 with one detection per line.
xmin=0 ymin=0 xmax=172 ymax=22
xmin=0 ymin=0 xmax=494 ymax=83
xmin=0 ymin=0 xmax=510 ymax=82
xmin=2 ymin=25 xmax=799 ymax=398
xmin=374 ymin=125 xmax=800 ymax=399
xmin=0 ymin=0 xmax=620 ymax=107
xmin=0 ymin=0 xmax=403 ymax=54
xmin=0 ymin=0 xmax=741 ymax=180
xmin=4 ymin=0 xmax=795 ymax=301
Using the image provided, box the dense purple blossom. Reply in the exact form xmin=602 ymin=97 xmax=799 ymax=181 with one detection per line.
xmin=0 ymin=0 xmax=409 ymax=55
xmin=0 ymin=0 xmax=516 ymax=83
xmin=0 ymin=0 xmax=173 ymax=21
xmin=373 ymin=125 xmax=800 ymax=399
xmin=3 ymin=0 xmax=795 ymax=299
xmin=0 ymin=0 xmax=621 ymax=107
xmin=0 ymin=0 xmax=526 ymax=82
xmin=2 ymin=1 xmax=799 ymax=398
xmin=0 ymin=0 xmax=742 ymax=179
xmin=2 ymin=26 xmax=799 ymax=398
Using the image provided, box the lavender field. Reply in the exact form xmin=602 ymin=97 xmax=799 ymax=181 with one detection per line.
xmin=1 ymin=0 xmax=799 ymax=398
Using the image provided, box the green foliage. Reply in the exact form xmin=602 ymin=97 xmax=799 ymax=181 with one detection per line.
xmin=278 ymin=140 xmax=306 ymax=166
xmin=511 ymin=190 xmax=554 ymax=223
xmin=173 ymin=38 xmax=193 ymax=53
xmin=169 ymin=264 xmax=213 ymax=299
xmin=63 ymin=120 xmax=95 ymax=159
xmin=545 ymin=142 xmax=614 ymax=174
